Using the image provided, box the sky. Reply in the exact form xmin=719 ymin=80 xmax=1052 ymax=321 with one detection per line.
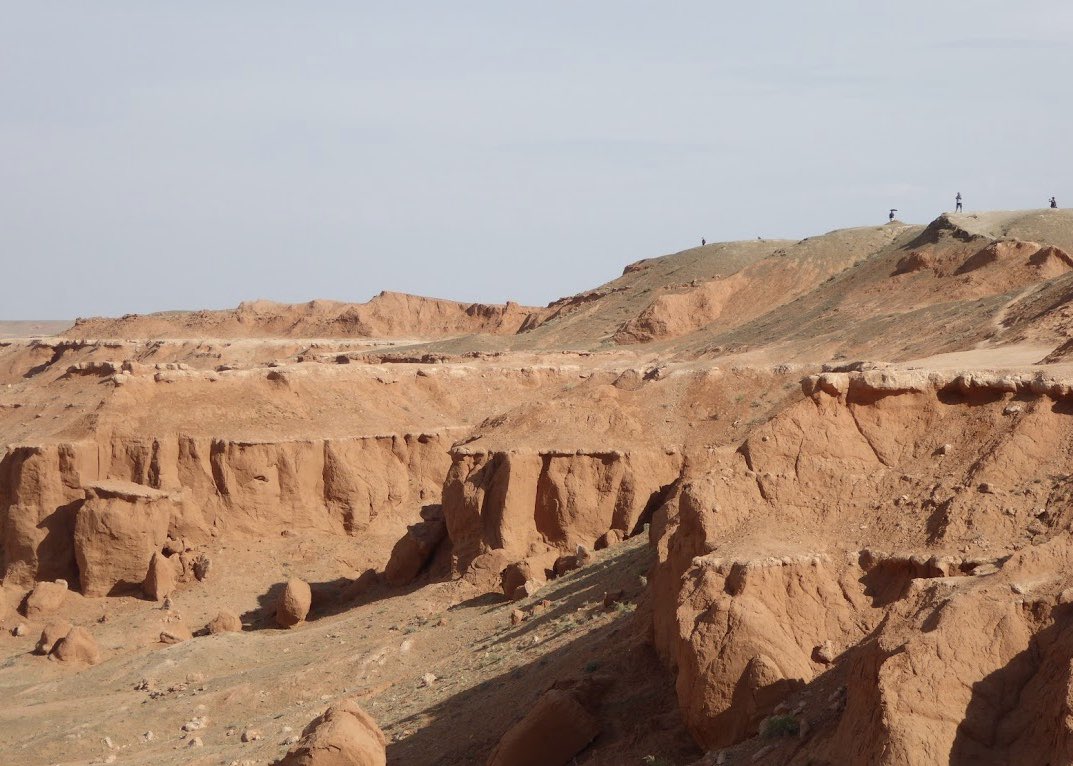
xmin=2 ymin=2 xmax=1072 ymax=319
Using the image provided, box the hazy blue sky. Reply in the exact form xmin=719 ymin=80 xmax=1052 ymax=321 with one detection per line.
xmin=2 ymin=2 xmax=1071 ymax=318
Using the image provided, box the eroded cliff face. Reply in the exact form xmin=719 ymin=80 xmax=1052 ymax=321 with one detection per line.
xmin=650 ymin=370 xmax=1073 ymax=763
xmin=442 ymin=448 xmax=682 ymax=571
xmin=1 ymin=432 xmax=452 ymax=591
xmin=0 ymin=442 xmax=97 ymax=585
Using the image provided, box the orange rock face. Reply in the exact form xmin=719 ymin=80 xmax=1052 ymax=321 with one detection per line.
xmin=74 ymin=481 xmax=175 ymax=597
xmin=278 ymin=699 xmax=386 ymax=766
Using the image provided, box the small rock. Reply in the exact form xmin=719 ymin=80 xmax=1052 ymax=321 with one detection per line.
xmin=160 ymin=624 xmax=193 ymax=644
xmin=182 ymin=717 xmax=207 ymax=732
xmin=241 ymin=729 xmax=261 ymax=742
xmin=192 ymin=554 xmax=211 ymax=581
xmin=510 ymin=609 xmax=526 ymax=626
xmin=421 ymin=673 xmax=437 ymax=687
xmin=978 ymin=483 xmax=995 ymax=494
xmin=12 ymin=622 xmax=28 ymax=637
xmin=188 ymin=736 xmax=203 ymax=748
xmin=1004 ymin=403 xmax=1024 ymax=415
xmin=812 ymin=640 xmax=837 ymax=664
xmin=602 ymin=590 xmax=625 ymax=608
xmin=937 ymin=443 xmax=953 ymax=456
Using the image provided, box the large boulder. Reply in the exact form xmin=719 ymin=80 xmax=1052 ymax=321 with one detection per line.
xmin=277 ymin=699 xmax=386 ymax=765
xmin=277 ymin=578 xmax=312 ymax=628
xmin=51 ymin=626 xmax=101 ymax=665
xmin=486 ymin=689 xmax=600 ymax=766
xmin=142 ymin=552 xmax=176 ymax=601
xmin=74 ymin=481 xmax=177 ymax=597
xmin=383 ymin=505 xmax=447 ymax=586
xmin=206 ymin=611 xmax=242 ymax=634
xmin=35 ymin=619 xmax=73 ymax=654
xmin=22 ymin=579 xmax=68 ymax=619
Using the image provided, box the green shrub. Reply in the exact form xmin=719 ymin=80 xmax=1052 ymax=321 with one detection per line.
xmin=760 ymin=713 xmax=800 ymax=738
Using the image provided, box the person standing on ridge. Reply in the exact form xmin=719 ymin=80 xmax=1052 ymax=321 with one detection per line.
xmin=1051 ymin=197 xmax=1059 ymax=209
xmin=889 ymin=209 xmax=897 ymax=222
xmin=955 ymin=193 xmax=962 ymax=212
xmin=701 ymin=238 xmax=706 ymax=246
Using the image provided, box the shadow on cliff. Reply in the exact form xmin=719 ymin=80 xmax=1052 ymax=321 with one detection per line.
xmin=948 ymin=604 xmax=1073 ymax=765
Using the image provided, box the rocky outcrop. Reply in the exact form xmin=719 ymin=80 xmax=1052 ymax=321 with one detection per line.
xmin=142 ymin=551 xmax=176 ymax=601
xmin=443 ymin=448 xmax=681 ymax=575
xmin=0 ymin=442 xmax=97 ymax=585
xmin=2 ymin=432 xmax=451 ymax=593
xmin=277 ymin=699 xmax=386 ymax=766
xmin=650 ymin=371 xmax=1073 ymax=758
xmin=22 ymin=579 xmax=69 ymax=619
xmin=74 ymin=481 xmax=176 ymax=597
xmin=383 ymin=504 xmax=446 ymax=586
xmin=51 ymin=626 xmax=101 ymax=665
xmin=487 ymin=676 xmax=610 ymax=766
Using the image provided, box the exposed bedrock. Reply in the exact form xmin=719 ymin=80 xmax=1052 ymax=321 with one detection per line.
xmin=1 ymin=432 xmax=451 ymax=590
xmin=650 ymin=372 xmax=1073 ymax=760
xmin=441 ymin=448 xmax=682 ymax=574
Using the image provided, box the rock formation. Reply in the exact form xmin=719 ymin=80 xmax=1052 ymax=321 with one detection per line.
xmin=50 ymin=626 xmax=101 ymax=665
xmin=277 ymin=699 xmax=387 ymax=766
xmin=277 ymin=578 xmax=312 ymax=628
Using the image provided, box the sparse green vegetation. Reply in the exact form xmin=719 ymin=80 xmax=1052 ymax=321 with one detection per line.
xmin=761 ymin=713 xmax=800 ymax=738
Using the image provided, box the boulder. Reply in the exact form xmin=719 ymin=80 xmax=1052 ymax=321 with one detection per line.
xmin=278 ymin=699 xmax=386 ymax=766
xmin=462 ymin=550 xmax=511 ymax=592
xmin=23 ymin=579 xmax=68 ymax=619
xmin=501 ymin=561 xmax=538 ymax=597
xmin=511 ymin=580 xmax=541 ymax=601
xmin=206 ymin=611 xmax=242 ymax=634
xmin=51 ymin=626 xmax=101 ymax=665
xmin=35 ymin=619 xmax=73 ymax=654
xmin=383 ymin=505 xmax=446 ymax=586
xmin=160 ymin=624 xmax=193 ymax=644
xmin=594 ymin=529 xmax=625 ymax=550
xmin=277 ymin=578 xmax=312 ymax=628
xmin=74 ymin=482 xmax=176 ymax=597
xmin=142 ymin=552 xmax=176 ymax=601
xmin=553 ymin=555 xmax=581 ymax=577
xmin=486 ymin=689 xmax=600 ymax=766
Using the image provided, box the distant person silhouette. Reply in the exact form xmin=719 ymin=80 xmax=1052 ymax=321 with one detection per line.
xmin=889 ymin=209 xmax=897 ymax=222
xmin=955 ymin=193 xmax=962 ymax=212
xmin=701 ymin=238 xmax=706 ymax=246
xmin=1051 ymin=197 xmax=1059 ymax=209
